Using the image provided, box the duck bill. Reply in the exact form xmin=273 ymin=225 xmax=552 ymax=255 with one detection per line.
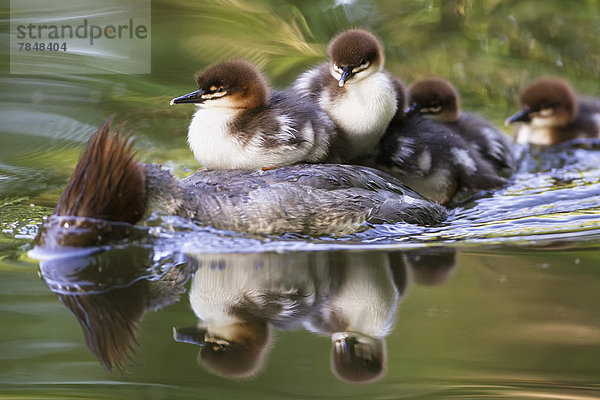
xmin=505 ymin=108 xmax=531 ymax=126
xmin=405 ymin=102 xmax=419 ymax=115
xmin=338 ymin=67 xmax=354 ymax=87
xmin=170 ymin=89 xmax=204 ymax=105
xmin=173 ymin=326 xmax=207 ymax=345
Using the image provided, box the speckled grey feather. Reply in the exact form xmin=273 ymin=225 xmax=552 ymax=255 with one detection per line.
xmin=144 ymin=163 xmax=447 ymax=236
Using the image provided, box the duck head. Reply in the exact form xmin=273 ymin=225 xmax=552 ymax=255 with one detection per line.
xmin=408 ymin=77 xmax=461 ymax=122
xmin=331 ymin=331 xmax=386 ymax=383
xmin=174 ymin=320 xmax=272 ymax=379
xmin=328 ymin=29 xmax=384 ymax=87
xmin=505 ymin=77 xmax=577 ymax=129
xmin=171 ymin=59 xmax=269 ymax=109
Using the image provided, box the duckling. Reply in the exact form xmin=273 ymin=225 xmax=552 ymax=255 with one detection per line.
xmin=408 ymin=77 xmax=515 ymax=174
xmin=171 ymin=59 xmax=339 ymax=169
xmin=506 ymin=77 xmax=600 ymax=146
xmin=293 ymin=29 xmax=403 ymax=161
xmin=36 ymin=119 xmax=447 ymax=248
xmin=375 ymin=107 xmax=508 ymax=206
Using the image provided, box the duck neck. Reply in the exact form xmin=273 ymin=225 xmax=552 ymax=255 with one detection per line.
xmin=142 ymin=164 xmax=187 ymax=218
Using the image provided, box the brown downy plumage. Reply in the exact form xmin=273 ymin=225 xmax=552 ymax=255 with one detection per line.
xmin=408 ymin=78 xmax=460 ymax=122
xmin=293 ymin=29 xmax=400 ymax=161
xmin=194 ymin=59 xmax=268 ymax=110
xmin=328 ymin=29 xmax=384 ymax=79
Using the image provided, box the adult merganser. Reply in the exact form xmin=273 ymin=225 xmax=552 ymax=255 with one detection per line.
xmin=408 ymin=77 xmax=515 ymax=174
xmin=506 ymin=77 xmax=600 ymax=146
xmin=293 ymin=29 xmax=402 ymax=161
xmin=171 ymin=59 xmax=339 ymax=169
xmin=35 ymin=119 xmax=447 ymax=248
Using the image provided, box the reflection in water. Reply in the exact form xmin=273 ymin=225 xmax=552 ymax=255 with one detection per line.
xmin=37 ymin=245 xmax=192 ymax=372
xmin=174 ymin=249 xmax=457 ymax=383
xmin=34 ymin=242 xmax=456 ymax=381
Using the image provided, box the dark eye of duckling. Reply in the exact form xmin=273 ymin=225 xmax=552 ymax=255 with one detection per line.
xmin=419 ymin=102 xmax=442 ymax=114
xmin=208 ymin=85 xmax=225 ymax=94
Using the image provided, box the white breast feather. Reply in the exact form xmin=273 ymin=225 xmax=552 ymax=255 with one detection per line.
xmin=321 ymin=72 xmax=397 ymax=158
xmin=188 ymin=107 xmax=244 ymax=169
xmin=318 ymin=255 xmax=398 ymax=338
xmin=188 ymin=108 xmax=313 ymax=169
xmin=515 ymin=124 xmax=553 ymax=145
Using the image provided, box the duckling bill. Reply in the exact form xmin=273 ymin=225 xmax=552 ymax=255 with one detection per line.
xmin=36 ymin=119 xmax=447 ymax=249
xmin=171 ymin=59 xmax=339 ymax=169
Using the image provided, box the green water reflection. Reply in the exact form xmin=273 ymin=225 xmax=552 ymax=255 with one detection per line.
xmin=2 ymin=248 xmax=600 ymax=399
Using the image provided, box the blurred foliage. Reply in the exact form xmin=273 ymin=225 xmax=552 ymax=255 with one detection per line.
xmin=150 ymin=0 xmax=599 ymax=123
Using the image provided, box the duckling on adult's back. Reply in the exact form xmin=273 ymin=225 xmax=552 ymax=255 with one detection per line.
xmin=36 ymin=119 xmax=447 ymax=249
xmin=171 ymin=59 xmax=339 ymax=169
xmin=293 ymin=29 xmax=402 ymax=161
xmin=376 ymin=111 xmax=508 ymax=206
xmin=506 ymin=77 xmax=600 ymax=146
xmin=408 ymin=77 xmax=515 ymax=174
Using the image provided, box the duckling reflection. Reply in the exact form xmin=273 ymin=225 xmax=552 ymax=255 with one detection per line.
xmin=174 ymin=248 xmax=458 ymax=383
xmin=305 ymin=252 xmax=399 ymax=383
xmin=389 ymin=247 xmax=458 ymax=287
xmin=174 ymin=252 xmax=332 ymax=379
xmin=35 ymin=241 xmax=193 ymax=373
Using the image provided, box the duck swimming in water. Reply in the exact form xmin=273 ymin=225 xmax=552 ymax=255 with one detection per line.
xmin=506 ymin=77 xmax=600 ymax=146
xmin=35 ymin=119 xmax=447 ymax=248
xmin=171 ymin=59 xmax=340 ymax=169
xmin=408 ymin=77 xmax=515 ymax=174
xmin=293 ymin=29 xmax=403 ymax=161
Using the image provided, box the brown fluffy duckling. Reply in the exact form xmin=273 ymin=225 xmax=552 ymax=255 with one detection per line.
xmin=408 ymin=77 xmax=515 ymax=174
xmin=506 ymin=77 xmax=600 ymax=146
xmin=171 ymin=59 xmax=339 ymax=169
